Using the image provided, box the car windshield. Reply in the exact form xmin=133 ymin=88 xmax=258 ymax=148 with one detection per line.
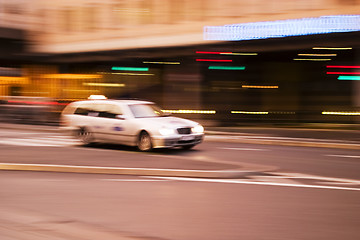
xmin=129 ymin=104 xmax=169 ymax=118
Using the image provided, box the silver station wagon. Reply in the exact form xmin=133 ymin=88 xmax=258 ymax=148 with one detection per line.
xmin=60 ymin=99 xmax=204 ymax=151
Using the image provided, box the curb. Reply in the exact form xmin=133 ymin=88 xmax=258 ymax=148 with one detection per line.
xmin=0 ymin=163 xmax=276 ymax=178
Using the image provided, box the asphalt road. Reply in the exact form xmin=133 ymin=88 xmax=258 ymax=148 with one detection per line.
xmin=1 ymin=171 xmax=360 ymax=240
xmin=0 ymin=128 xmax=359 ymax=179
xmin=0 ymin=128 xmax=360 ymax=240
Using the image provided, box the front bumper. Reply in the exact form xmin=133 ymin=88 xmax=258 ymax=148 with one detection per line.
xmin=152 ymin=134 xmax=204 ymax=148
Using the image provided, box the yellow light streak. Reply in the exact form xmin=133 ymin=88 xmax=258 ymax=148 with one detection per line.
xmin=98 ymin=72 xmax=154 ymax=76
xmin=220 ymin=53 xmax=258 ymax=56
xmin=162 ymin=110 xmax=216 ymax=114
xmin=298 ymin=54 xmax=337 ymax=57
xmin=83 ymin=83 xmax=125 ymax=87
xmin=143 ymin=61 xmax=180 ymax=65
xmin=0 ymin=76 xmax=29 ymax=84
xmin=322 ymin=111 xmax=360 ymax=116
xmin=312 ymin=47 xmax=352 ymax=50
xmin=231 ymin=111 xmax=269 ymax=115
xmin=293 ymin=58 xmax=332 ymax=61
xmin=63 ymin=89 xmax=100 ymax=92
xmin=242 ymin=85 xmax=279 ymax=89
xmin=42 ymin=74 xmax=102 ymax=79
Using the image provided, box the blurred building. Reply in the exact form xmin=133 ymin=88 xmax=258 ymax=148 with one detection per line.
xmin=0 ymin=0 xmax=359 ymax=125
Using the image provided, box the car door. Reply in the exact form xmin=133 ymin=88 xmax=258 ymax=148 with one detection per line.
xmin=97 ymin=103 xmax=134 ymax=145
xmin=72 ymin=102 xmax=102 ymax=137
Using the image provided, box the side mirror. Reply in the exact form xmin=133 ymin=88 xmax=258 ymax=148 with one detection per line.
xmin=115 ymin=114 xmax=126 ymax=120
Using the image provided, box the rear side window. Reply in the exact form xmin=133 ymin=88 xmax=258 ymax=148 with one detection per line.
xmin=73 ymin=103 xmax=97 ymax=116
xmin=74 ymin=107 xmax=89 ymax=115
xmin=73 ymin=102 xmax=123 ymax=119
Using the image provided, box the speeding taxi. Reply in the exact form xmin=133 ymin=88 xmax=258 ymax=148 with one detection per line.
xmin=60 ymin=99 xmax=204 ymax=151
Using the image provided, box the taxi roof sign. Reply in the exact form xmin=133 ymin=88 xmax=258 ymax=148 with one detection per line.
xmin=88 ymin=95 xmax=107 ymax=100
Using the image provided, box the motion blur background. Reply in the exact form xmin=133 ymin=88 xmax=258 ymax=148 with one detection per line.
xmin=0 ymin=0 xmax=359 ymax=126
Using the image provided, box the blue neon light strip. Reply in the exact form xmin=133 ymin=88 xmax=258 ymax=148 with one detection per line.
xmin=204 ymin=15 xmax=360 ymax=41
xmin=338 ymin=76 xmax=360 ymax=80
xmin=112 ymin=67 xmax=149 ymax=71
xmin=208 ymin=66 xmax=245 ymax=70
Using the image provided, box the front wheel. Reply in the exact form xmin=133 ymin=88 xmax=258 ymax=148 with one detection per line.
xmin=137 ymin=131 xmax=152 ymax=152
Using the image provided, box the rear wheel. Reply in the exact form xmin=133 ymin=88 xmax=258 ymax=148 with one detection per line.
xmin=137 ymin=131 xmax=152 ymax=152
xmin=77 ymin=127 xmax=94 ymax=145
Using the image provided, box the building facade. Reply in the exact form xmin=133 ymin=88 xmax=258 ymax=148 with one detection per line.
xmin=0 ymin=0 xmax=359 ymax=124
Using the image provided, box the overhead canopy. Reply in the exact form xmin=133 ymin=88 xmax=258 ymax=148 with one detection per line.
xmin=204 ymin=15 xmax=360 ymax=41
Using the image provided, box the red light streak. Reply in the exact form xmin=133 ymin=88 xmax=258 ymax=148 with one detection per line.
xmin=327 ymin=72 xmax=360 ymax=75
xmin=326 ymin=66 xmax=360 ymax=68
xmin=196 ymin=59 xmax=232 ymax=62
xmin=7 ymin=100 xmax=68 ymax=105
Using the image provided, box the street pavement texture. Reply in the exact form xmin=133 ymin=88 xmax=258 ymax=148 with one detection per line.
xmin=0 ymin=122 xmax=359 ymax=178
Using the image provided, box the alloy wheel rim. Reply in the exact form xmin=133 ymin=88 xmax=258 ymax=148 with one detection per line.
xmin=139 ymin=134 xmax=151 ymax=151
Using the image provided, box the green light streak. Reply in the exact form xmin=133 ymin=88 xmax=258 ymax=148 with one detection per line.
xmin=208 ymin=66 xmax=245 ymax=70
xmin=338 ymin=76 xmax=360 ymax=80
xmin=112 ymin=67 xmax=149 ymax=71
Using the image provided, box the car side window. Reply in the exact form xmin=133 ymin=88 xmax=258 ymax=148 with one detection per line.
xmin=74 ymin=103 xmax=99 ymax=117
xmin=97 ymin=103 xmax=123 ymax=119
xmin=74 ymin=107 xmax=89 ymax=116
xmin=73 ymin=102 xmax=124 ymax=119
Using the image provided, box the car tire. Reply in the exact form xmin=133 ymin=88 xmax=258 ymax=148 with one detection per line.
xmin=77 ymin=127 xmax=94 ymax=145
xmin=137 ymin=131 xmax=152 ymax=152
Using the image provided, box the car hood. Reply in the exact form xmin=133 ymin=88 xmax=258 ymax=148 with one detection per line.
xmin=137 ymin=116 xmax=199 ymax=128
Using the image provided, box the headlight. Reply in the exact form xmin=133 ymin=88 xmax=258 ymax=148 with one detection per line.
xmin=159 ymin=128 xmax=176 ymax=136
xmin=192 ymin=125 xmax=204 ymax=133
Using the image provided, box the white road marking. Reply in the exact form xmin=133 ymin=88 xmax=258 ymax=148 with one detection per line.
xmin=101 ymin=179 xmax=170 ymax=182
xmin=318 ymin=182 xmax=360 ymax=185
xmin=0 ymin=137 xmax=80 ymax=147
xmin=218 ymin=147 xmax=268 ymax=151
xmin=148 ymin=176 xmax=360 ymax=191
xmin=247 ymin=175 xmax=300 ymax=184
xmin=0 ymin=139 xmax=60 ymax=147
xmin=270 ymin=172 xmax=360 ymax=184
xmin=326 ymin=154 xmax=360 ymax=159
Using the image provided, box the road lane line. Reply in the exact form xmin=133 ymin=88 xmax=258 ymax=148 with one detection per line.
xmin=218 ymin=147 xmax=268 ymax=151
xmin=101 ymin=179 xmax=170 ymax=182
xmin=248 ymin=175 xmax=300 ymax=184
xmin=0 ymin=139 xmax=60 ymax=147
xmin=326 ymin=154 xmax=360 ymax=159
xmin=269 ymin=172 xmax=360 ymax=184
xmin=149 ymin=176 xmax=360 ymax=191
xmin=0 ymin=138 xmax=78 ymax=147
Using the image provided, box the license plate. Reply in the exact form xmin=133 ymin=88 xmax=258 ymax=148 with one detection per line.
xmin=181 ymin=135 xmax=195 ymax=141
